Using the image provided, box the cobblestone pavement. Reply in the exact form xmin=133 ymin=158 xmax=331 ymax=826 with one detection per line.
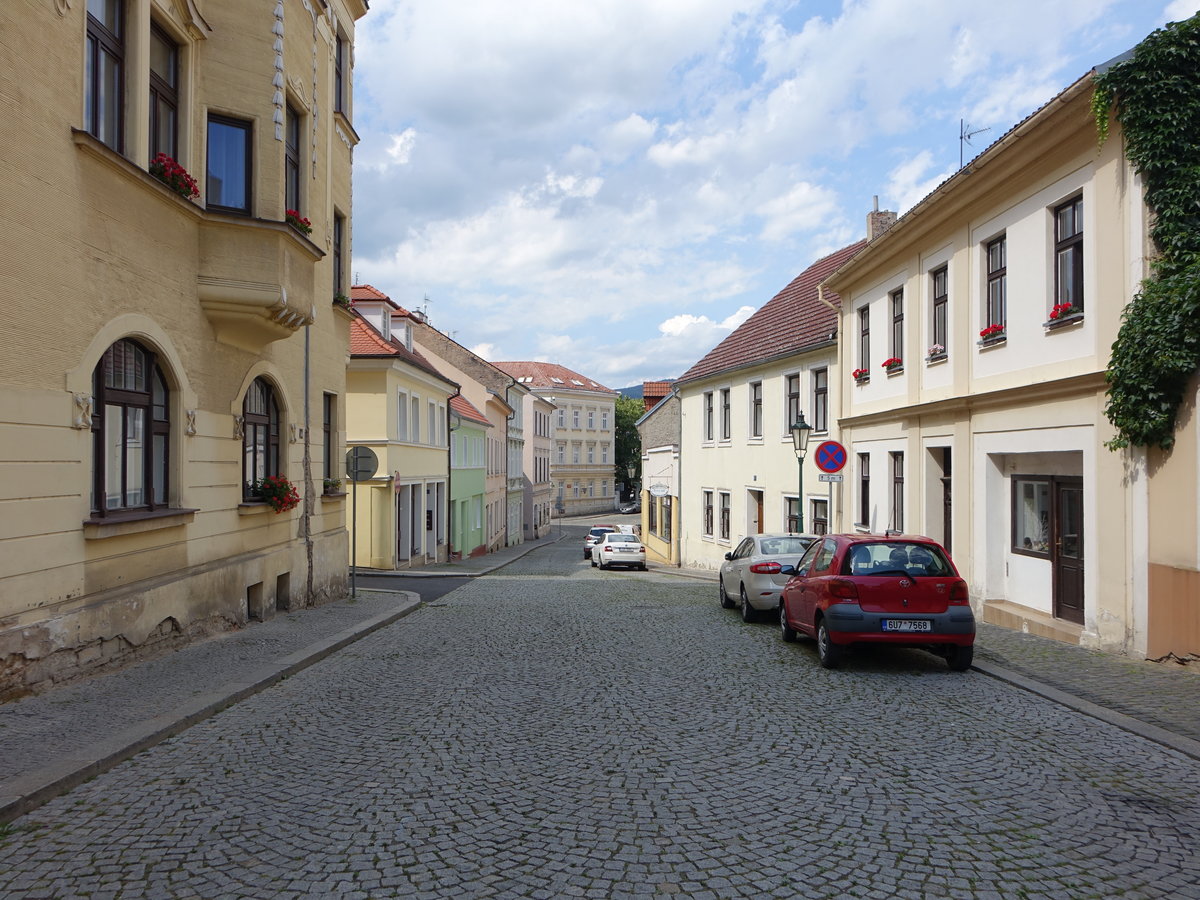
xmin=2 ymin=540 xmax=1199 ymax=898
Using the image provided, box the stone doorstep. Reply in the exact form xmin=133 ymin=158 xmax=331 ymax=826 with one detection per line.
xmin=982 ymin=598 xmax=1083 ymax=645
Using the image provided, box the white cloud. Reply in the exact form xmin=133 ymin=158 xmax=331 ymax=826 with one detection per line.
xmin=1162 ymin=1 xmax=1199 ymax=22
xmin=885 ymin=151 xmax=956 ymax=215
xmin=385 ymin=129 xmax=417 ymax=166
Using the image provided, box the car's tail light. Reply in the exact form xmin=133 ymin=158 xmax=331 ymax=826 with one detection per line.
xmin=828 ymin=579 xmax=859 ymax=601
xmin=949 ymin=580 xmax=970 ymax=605
xmin=603 ymin=545 xmax=613 ymax=552
xmin=749 ymin=561 xmax=782 ymax=574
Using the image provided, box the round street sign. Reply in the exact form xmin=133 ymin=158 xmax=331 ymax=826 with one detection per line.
xmin=345 ymin=446 xmax=379 ymax=482
xmin=814 ymin=440 xmax=848 ymax=474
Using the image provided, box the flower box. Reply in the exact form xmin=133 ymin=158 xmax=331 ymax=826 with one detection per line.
xmin=285 ymin=209 xmax=313 ymax=235
xmin=149 ymin=153 xmax=199 ymax=200
xmin=881 ymin=357 xmax=903 ymax=374
xmin=252 ymin=474 xmax=300 ymax=513
xmin=851 ymin=367 xmax=870 ymax=383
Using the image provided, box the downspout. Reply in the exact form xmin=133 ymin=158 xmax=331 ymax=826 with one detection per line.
xmin=303 ymin=322 xmax=314 ymax=604
xmin=446 ymin=386 xmax=460 ymax=561
xmin=502 ymin=373 xmax=517 ymax=547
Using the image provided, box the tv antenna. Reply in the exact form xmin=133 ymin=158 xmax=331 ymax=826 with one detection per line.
xmin=960 ymin=119 xmax=991 ymax=169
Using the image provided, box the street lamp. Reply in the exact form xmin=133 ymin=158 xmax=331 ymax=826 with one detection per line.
xmin=789 ymin=414 xmax=813 ymax=532
xmin=626 ymin=462 xmax=636 ymax=501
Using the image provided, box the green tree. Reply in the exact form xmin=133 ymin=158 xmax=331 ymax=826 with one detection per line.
xmin=613 ymin=395 xmax=643 ymax=494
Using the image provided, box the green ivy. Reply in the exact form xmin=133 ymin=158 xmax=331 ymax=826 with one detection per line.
xmin=1094 ymin=13 xmax=1200 ymax=450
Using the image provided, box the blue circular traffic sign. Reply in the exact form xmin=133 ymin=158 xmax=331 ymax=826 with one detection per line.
xmin=814 ymin=440 xmax=847 ymax=474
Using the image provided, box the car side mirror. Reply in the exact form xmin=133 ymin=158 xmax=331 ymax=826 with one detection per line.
xmin=778 ymin=564 xmax=796 ymax=576
xmin=724 ymin=552 xmax=733 ymax=560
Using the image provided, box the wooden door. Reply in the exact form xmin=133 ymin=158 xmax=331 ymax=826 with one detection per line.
xmin=1052 ymin=479 xmax=1084 ymax=625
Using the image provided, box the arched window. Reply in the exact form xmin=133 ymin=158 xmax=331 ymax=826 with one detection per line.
xmin=92 ymin=339 xmax=170 ymax=514
xmin=243 ymin=377 xmax=280 ymax=498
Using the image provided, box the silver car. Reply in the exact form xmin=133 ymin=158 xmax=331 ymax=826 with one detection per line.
xmin=719 ymin=533 xmax=818 ymax=622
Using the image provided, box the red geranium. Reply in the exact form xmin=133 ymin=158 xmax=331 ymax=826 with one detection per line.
xmin=149 ymin=153 xmax=200 ymax=199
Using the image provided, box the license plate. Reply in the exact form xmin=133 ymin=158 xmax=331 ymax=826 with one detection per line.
xmin=882 ymin=619 xmax=931 ymax=633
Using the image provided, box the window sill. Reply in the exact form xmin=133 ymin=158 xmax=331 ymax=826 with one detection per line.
xmin=884 ymin=367 xmax=903 ymax=377
xmin=238 ymin=501 xmax=274 ymax=516
xmin=83 ymin=507 xmax=198 ymax=540
xmin=321 ymin=491 xmax=347 ymax=503
xmin=1044 ymin=313 xmax=1084 ymax=331
xmin=977 ymin=335 xmax=1007 ymax=349
xmin=925 ymin=353 xmax=948 ymax=365
xmin=853 ymin=377 xmax=870 ymax=386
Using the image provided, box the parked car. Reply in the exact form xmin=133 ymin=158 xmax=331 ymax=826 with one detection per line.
xmin=779 ymin=534 xmax=974 ymax=671
xmin=619 ymin=500 xmax=641 ymax=514
xmin=583 ymin=525 xmax=618 ymax=559
xmin=719 ymin=533 xmax=818 ymax=622
xmin=591 ymin=532 xmax=648 ymax=570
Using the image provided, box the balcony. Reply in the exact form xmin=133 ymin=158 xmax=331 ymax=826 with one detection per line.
xmin=197 ymin=214 xmax=323 ymax=352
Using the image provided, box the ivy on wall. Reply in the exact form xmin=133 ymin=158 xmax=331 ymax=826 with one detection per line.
xmin=1094 ymin=13 xmax=1200 ymax=451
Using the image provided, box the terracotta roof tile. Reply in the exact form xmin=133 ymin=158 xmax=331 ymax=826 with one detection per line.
xmin=349 ymin=317 xmax=458 ymax=387
xmin=677 ymin=241 xmax=866 ymax=384
xmin=450 ymin=394 xmax=491 ymax=427
xmin=350 ymin=284 xmax=408 ymax=313
xmin=492 ymin=361 xmax=616 ymax=395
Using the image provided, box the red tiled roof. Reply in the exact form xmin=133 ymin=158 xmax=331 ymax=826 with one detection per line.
xmin=492 ymin=361 xmax=616 ymax=395
xmin=450 ymin=394 xmax=491 ymax=427
xmin=677 ymin=241 xmax=866 ymax=384
xmin=350 ymin=284 xmax=409 ymax=313
xmin=348 ymin=317 xmax=458 ymax=387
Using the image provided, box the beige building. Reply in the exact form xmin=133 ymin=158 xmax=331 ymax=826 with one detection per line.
xmin=824 ymin=62 xmax=1198 ymax=659
xmin=515 ymin=390 xmax=556 ymax=541
xmin=496 ymin=363 xmax=618 ymax=518
xmin=346 ymin=296 xmax=456 ymax=570
xmin=675 ymin=241 xmax=865 ymax=572
xmin=0 ymin=0 xmax=366 ymax=697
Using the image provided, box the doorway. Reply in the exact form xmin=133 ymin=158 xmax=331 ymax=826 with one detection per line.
xmin=747 ymin=489 xmax=763 ymax=535
xmin=1053 ymin=478 xmax=1084 ymax=624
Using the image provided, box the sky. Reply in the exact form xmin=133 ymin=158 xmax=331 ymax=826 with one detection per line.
xmin=350 ymin=0 xmax=1197 ymax=391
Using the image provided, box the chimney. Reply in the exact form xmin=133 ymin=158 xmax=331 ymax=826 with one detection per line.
xmin=867 ymin=195 xmax=897 ymax=241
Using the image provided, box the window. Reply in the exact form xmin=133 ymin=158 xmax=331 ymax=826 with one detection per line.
xmin=812 ymin=368 xmax=828 ymax=433
xmin=858 ymin=307 xmax=870 ymax=371
xmin=749 ymin=382 xmax=763 ymax=438
xmin=1013 ymin=477 xmax=1051 ymax=556
xmin=931 ymin=266 xmax=948 ymax=355
xmin=557 ymin=443 xmax=565 ymax=464
xmin=704 ymin=392 xmax=714 ymax=441
xmin=207 ymin=115 xmax=252 ymax=213
xmin=811 ymin=499 xmax=829 ymax=535
xmin=891 ymin=452 xmax=904 ymax=532
xmin=91 ymin=339 xmax=170 ymax=514
xmin=720 ymin=388 xmax=731 ymax=441
xmin=786 ymin=497 xmax=799 ymax=533
xmin=661 ymin=496 xmax=672 ymax=542
xmin=601 ymin=411 xmax=609 ymax=430
xmin=334 ymin=33 xmax=349 ymax=115
xmin=397 ymin=390 xmax=408 ymax=441
xmin=587 ymin=445 xmax=594 ymax=464
xmin=890 ymin=288 xmax=904 ymax=362
xmin=785 ymin=374 xmax=800 ymax=429
xmin=285 ymin=104 xmax=301 ymax=215
xmin=572 ymin=409 xmax=580 ymax=428
xmin=333 ymin=212 xmax=346 ymax=298
xmin=985 ymin=235 xmax=1007 ymax=331
xmin=322 ymin=393 xmax=336 ymax=481
xmin=148 ymin=23 xmax=178 ymax=160
xmin=557 ymin=409 xmax=565 ymax=429
xmin=86 ymin=0 xmax=124 ymax=151
xmin=601 ymin=443 xmax=609 ymax=464
xmin=649 ymin=496 xmax=658 ymax=532
xmin=242 ymin=377 xmax=281 ymax=499
xmin=411 ymin=396 xmax=420 ymax=443
xmin=858 ymin=453 xmax=870 ymax=527
xmin=428 ymin=401 xmax=436 ymax=446
xmin=587 ymin=410 xmax=594 ymax=429
xmin=1054 ymin=196 xmax=1084 ymax=313
xmin=719 ymin=492 xmax=731 ymax=541
xmin=572 ymin=444 xmax=580 ymax=464
xmin=437 ymin=403 xmax=446 ymax=447
xmin=703 ymin=490 xmax=714 ymax=536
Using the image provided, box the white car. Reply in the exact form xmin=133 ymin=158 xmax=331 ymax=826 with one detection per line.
xmin=591 ymin=532 xmax=648 ymax=570
xmin=719 ymin=533 xmax=818 ymax=622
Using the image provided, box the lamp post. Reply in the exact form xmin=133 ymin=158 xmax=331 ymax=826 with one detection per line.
xmin=789 ymin=414 xmax=813 ymax=532
xmin=626 ymin=462 xmax=636 ymax=503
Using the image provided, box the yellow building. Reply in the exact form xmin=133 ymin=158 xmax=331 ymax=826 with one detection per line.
xmin=0 ymin=0 xmax=367 ymax=697
xmin=347 ymin=291 xmax=457 ymax=570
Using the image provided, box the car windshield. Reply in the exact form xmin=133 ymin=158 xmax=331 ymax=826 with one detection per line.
xmin=759 ymin=536 xmax=812 ymax=555
xmin=842 ymin=542 xmax=953 ymax=577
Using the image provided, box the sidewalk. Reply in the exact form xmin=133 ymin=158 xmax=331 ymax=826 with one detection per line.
xmin=352 ymin=528 xmax=571 ymax=579
xmin=3 ymin=535 xmax=1198 ymax=826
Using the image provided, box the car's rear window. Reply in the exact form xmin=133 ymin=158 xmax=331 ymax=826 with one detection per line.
xmin=842 ymin=542 xmax=953 ymax=577
xmin=589 ymin=528 xmax=615 ymax=537
xmin=761 ymin=536 xmax=813 ymax=555
xmin=606 ymin=534 xmax=638 ymax=543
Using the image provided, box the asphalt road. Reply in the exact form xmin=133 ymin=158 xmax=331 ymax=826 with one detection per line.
xmin=1 ymin=538 xmax=1197 ymax=898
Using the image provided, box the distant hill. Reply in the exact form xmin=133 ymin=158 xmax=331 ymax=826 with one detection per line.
xmin=618 ymin=385 xmax=643 ymax=400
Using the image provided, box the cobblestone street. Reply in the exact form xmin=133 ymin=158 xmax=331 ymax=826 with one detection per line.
xmin=1 ymin=539 xmax=1198 ymax=899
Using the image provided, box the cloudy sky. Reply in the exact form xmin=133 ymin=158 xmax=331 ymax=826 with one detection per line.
xmin=350 ymin=0 xmax=1196 ymax=390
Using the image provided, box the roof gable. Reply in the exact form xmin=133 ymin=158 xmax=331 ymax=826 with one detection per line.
xmin=678 ymin=241 xmax=865 ymax=384
xmin=493 ymin=361 xmax=616 ymax=395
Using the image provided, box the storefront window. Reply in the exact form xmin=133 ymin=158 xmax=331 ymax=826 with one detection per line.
xmin=1013 ymin=477 xmax=1050 ymax=556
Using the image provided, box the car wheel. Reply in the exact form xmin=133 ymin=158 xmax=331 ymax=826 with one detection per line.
xmin=945 ymin=644 xmax=974 ymax=672
xmin=598 ymin=559 xmax=607 ymax=570
xmin=780 ymin=603 xmax=798 ymax=643
xmin=591 ymin=557 xmax=597 ymax=568
xmin=816 ymin=619 xmax=841 ymax=669
xmin=718 ymin=577 xmax=735 ymax=609
xmin=639 ymin=563 xmax=647 ymax=571
xmin=739 ymin=585 xmax=757 ymax=623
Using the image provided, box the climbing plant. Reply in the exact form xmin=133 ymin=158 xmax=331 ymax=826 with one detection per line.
xmin=1095 ymin=13 xmax=1200 ymax=450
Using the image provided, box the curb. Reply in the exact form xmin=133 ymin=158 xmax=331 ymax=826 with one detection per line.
xmin=0 ymin=593 xmax=422 ymax=825
xmin=353 ymin=533 xmax=573 ymax=579
xmin=971 ymin=659 xmax=1200 ymax=762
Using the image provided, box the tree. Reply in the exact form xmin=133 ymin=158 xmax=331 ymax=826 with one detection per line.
xmin=613 ymin=395 xmax=643 ymax=496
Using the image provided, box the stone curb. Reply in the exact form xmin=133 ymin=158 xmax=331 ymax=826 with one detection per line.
xmin=0 ymin=593 xmax=422 ymax=825
xmin=352 ymin=533 xmax=572 ymax=579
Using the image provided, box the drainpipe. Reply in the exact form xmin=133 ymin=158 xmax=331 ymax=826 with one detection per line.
xmin=302 ymin=322 xmax=314 ymax=604
xmin=502 ymin=373 xmax=517 ymax=547
xmin=446 ymin=386 xmax=460 ymax=561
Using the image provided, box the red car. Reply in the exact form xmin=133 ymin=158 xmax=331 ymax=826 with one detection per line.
xmin=779 ymin=534 xmax=974 ymax=671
